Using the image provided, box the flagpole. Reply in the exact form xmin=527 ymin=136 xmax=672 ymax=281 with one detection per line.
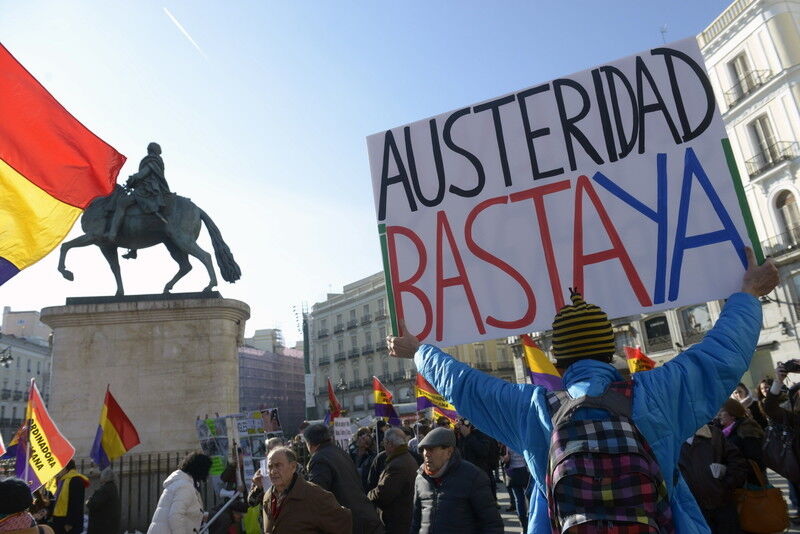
xmin=23 ymin=378 xmax=33 ymax=486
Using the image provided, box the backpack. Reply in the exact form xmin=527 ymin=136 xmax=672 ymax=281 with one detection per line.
xmin=545 ymin=381 xmax=674 ymax=533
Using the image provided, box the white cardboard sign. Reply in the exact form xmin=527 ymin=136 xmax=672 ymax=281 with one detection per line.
xmin=367 ymin=37 xmax=757 ymax=347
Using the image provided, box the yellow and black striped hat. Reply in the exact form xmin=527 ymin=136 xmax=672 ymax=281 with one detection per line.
xmin=551 ymin=288 xmax=615 ymax=365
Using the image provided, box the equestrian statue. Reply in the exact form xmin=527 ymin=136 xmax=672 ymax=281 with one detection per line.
xmin=58 ymin=142 xmax=241 ymax=296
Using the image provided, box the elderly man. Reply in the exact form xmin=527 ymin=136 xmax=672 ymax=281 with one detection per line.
xmin=411 ymin=427 xmax=503 ymax=533
xmin=390 ymin=248 xmax=779 ymax=533
xmin=304 ymin=423 xmax=384 ymax=534
xmin=262 ymin=446 xmax=351 ymax=534
xmin=368 ymin=428 xmax=418 ymax=534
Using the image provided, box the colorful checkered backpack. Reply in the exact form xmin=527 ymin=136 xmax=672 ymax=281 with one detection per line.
xmin=545 ymin=381 xmax=674 ymax=533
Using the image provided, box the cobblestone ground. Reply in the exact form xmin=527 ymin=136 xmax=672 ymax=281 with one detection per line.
xmin=495 ymin=472 xmax=800 ymax=533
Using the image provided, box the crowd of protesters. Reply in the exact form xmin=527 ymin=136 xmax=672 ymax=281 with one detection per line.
xmin=5 ymin=248 xmax=800 ymax=533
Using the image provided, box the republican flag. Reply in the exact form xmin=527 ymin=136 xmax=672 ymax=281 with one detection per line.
xmin=625 ymin=346 xmax=656 ymax=374
xmin=415 ymin=374 xmax=458 ymax=423
xmin=90 ymin=387 xmax=140 ymax=469
xmin=372 ymin=377 xmax=401 ymax=426
xmin=16 ymin=379 xmax=75 ymax=491
xmin=327 ymin=378 xmax=342 ymax=419
xmin=521 ymin=334 xmax=563 ymax=390
xmin=0 ymin=44 xmax=125 ymax=285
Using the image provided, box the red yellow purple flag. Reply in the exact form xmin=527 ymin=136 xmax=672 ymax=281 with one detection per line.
xmin=0 ymin=44 xmax=125 ymax=285
xmin=625 ymin=346 xmax=656 ymax=374
xmin=415 ymin=374 xmax=458 ymax=423
xmin=521 ymin=334 xmax=563 ymax=390
xmin=16 ymin=380 xmax=75 ymax=491
xmin=90 ymin=387 xmax=140 ymax=469
xmin=327 ymin=378 xmax=342 ymax=419
xmin=373 ymin=377 xmax=401 ymax=425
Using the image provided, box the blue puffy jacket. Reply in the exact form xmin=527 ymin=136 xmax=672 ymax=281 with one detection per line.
xmin=414 ymin=292 xmax=761 ymax=533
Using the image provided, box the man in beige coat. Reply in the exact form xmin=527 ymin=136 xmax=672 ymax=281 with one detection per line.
xmin=367 ymin=428 xmax=418 ymax=534
xmin=262 ymin=447 xmax=351 ymax=534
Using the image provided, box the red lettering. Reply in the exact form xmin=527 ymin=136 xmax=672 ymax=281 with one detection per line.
xmin=509 ymin=180 xmax=571 ymax=311
xmin=386 ymin=225 xmax=433 ymax=340
xmin=465 ymin=196 xmax=536 ymax=329
xmin=435 ymin=211 xmax=485 ymax=342
xmin=573 ymin=175 xmax=652 ymax=306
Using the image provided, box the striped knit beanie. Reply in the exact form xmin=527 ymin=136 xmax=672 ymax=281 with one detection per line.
xmin=551 ymin=288 xmax=615 ymax=365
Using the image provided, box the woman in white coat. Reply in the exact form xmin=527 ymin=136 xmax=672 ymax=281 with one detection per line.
xmin=148 ymin=452 xmax=212 ymax=534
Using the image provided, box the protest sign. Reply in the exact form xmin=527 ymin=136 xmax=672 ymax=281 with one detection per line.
xmin=196 ymin=417 xmax=229 ymax=476
xmin=261 ymin=408 xmax=283 ymax=434
xmin=367 ymin=37 xmax=759 ymax=348
xmin=333 ymin=417 xmax=352 ymax=449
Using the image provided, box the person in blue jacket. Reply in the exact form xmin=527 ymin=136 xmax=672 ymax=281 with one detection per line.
xmin=386 ymin=247 xmax=778 ymax=534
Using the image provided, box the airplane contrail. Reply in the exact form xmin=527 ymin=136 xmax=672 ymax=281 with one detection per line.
xmin=163 ymin=7 xmax=208 ymax=59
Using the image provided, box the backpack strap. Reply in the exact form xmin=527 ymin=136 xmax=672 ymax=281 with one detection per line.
xmin=551 ymin=389 xmax=632 ymax=428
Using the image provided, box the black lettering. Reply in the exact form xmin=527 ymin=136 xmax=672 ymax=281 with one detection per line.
xmin=553 ymin=78 xmax=604 ymax=171
xmin=473 ymin=95 xmax=516 ymax=186
xmin=651 ymin=47 xmax=716 ymax=143
xmin=444 ymin=108 xmax=486 ymax=198
xmin=378 ymin=130 xmax=418 ymax=221
xmin=405 ymin=125 xmax=445 ymax=207
xmin=635 ymin=56 xmax=682 ymax=154
xmin=517 ymin=84 xmax=564 ymax=180
xmin=600 ymin=66 xmax=638 ymax=159
xmin=591 ymin=69 xmax=618 ymax=163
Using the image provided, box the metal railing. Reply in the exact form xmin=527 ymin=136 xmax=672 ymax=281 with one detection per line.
xmin=334 ymin=352 xmax=346 ymax=362
xmin=361 ymin=314 xmax=372 ymax=325
xmin=361 ymin=344 xmax=374 ymax=355
xmin=723 ymin=69 xmax=771 ymax=107
xmin=745 ymin=141 xmax=798 ymax=177
xmin=698 ymin=0 xmax=754 ymax=47
xmin=761 ymin=224 xmax=800 ymax=258
xmin=333 ymin=324 xmax=344 ymax=334
xmin=318 ymin=356 xmax=330 ymax=366
xmin=375 ymin=312 xmax=387 ymax=321
xmin=348 ymin=348 xmax=360 ymax=358
xmin=347 ymin=319 xmax=358 ymax=330
xmin=645 ymin=335 xmax=673 ymax=353
xmin=316 ymin=329 xmax=329 ymax=339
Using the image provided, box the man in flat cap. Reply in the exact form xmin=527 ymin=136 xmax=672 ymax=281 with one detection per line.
xmin=410 ymin=428 xmax=503 ymax=534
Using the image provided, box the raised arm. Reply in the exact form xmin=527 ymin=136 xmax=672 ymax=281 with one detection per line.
xmin=635 ymin=247 xmax=777 ymax=440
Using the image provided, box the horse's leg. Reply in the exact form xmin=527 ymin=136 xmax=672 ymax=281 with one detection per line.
xmin=98 ymin=244 xmax=124 ymax=296
xmin=170 ymin=234 xmax=217 ymax=292
xmin=163 ymin=240 xmax=192 ymax=293
xmin=58 ymin=234 xmax=99 ymax=281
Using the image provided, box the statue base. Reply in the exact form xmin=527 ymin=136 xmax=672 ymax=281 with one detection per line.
xmin=41 ymin=295 xmax=250 ymax=456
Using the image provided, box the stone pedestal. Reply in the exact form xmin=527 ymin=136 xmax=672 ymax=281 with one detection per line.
xmin=41 ymin=294 xmax=249 ymax=456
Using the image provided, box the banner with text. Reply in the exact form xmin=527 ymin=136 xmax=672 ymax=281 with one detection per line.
xmin=367 ymin=37 xmax=758 ymax=347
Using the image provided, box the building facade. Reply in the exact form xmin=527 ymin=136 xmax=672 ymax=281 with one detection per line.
xmin=238 ymin=340 xmax=305 ymax=436
xmin=0 ymin=334 xmax=51 ymax=440
xmin=308 ymin=272 xmax=516 ymax=420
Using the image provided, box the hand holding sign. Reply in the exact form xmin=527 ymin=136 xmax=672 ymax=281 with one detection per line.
xmin=741 ymin=246 xmax=778 ymax=297
xmin=387 ymin=319 xmax=420 ymax=359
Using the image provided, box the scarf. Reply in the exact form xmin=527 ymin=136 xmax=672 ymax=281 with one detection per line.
xmin=0 ymin=512 xmax=35 ymax=531
xmin=268 ymin=473 xmax=298 ymax=521
xmin=722 ymin=421 xmax=736 ymax=437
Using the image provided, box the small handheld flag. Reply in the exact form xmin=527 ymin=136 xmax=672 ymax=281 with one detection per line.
xmin=373 ymin=377 xmax=401 ymax=426
xmin=415 ymin=374 xmax=458 ymax=423
xmin=625 ymin=346 xmax=656 ymax=373
xmin=521 ymin=334 xmax=563 ymax=390
xmin=327 ymin=378 xmax=342 ymax=419
xmin=0 ymin=44 xmax=125 ymax=285
xmin=17 ymin=379 xmax=75 ymax=491
xmin=90 ymin=387 xmax=140 ymax=469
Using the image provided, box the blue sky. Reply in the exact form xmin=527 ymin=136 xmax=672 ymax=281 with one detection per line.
xmin=0 ymin=1 xmax=733 ymax=343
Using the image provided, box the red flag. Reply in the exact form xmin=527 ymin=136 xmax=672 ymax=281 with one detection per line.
xmin=327 ymin=377 xmax=342 ymax=419
xmin=624 ymin=346 xmax=656 ymax=373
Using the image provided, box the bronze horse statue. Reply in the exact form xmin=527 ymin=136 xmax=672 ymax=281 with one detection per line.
xmin=58 ymin=185 xmax=241 ymax=295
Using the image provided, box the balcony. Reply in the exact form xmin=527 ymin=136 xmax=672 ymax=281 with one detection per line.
xmin=316 ymin=329 xmax=329 ymax=339
xmin=347 ymin=319 xmax=358 ymax=330
xmin=334 ymin=352 xmax=346 ymax=362
xmin=12 ymin=390 xmax=22 ymax=401
xmin=319 ymin=356 xmax=330 ymax=366
xmin=0 ymin=389 xmax=10 ymax=400
xmin=475 ymin=361 xmax=493 ymax=371
xmin=334 ymin=323 xmax=344 ymax=334
xmin=723 ymin=70 xmax=772 ymax=108
xmin=361 ymin=343 xmax=374 ymax=355
xmin=760 ymin=224 xmax=800 ymax=258
xmin=348 ymin=348 xmax=360 ymax=359
xmin=361 ymin=314 xmax=372 ymax=325
xmin=375 ymin=311 xmax=387 ymax=321
xmin=745 ymin=141 xmax=798 ymax=178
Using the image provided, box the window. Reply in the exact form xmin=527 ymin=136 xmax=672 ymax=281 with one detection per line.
xmin=475 ymin=344 xmax=486 ymax=364
xmin=382 ymin=358 xmax=390 ymax=375
xmin=350 ymin=309 xmax=356 ymax=320
xmin=0 ymin=406 xmax=4 ymax=419
xmin=352 ymin=365 xmax=360 ymax=382
xmin=377 ymin=298 xmax=385 ymax=314
xmin=750 ymin=114 xmax=777 ymax=160
xmin=729 ymin=53 xmax=752 ymax=93
xmin=365 ymin=331 xmax=372 ymax=344
xmin=363 ymin=304 xmax=370 ymax=315
xmin=321 ymin=318 xmax=327 ymax=328
xmin=366 ymin=357 xmax=374 ymax=378
xmin=350 ymin=335 xmax=358 ymax=349
xmin=36 ymin=361 xmax=40 ymax=374
xmin=11 ymin=406 xmax=16 ymax=419
xmin=643 ymin=315 xmax=672 ymax=353
xmin=679 ymin=304 xmax=712 ymax=345
xmin=337 ymin=340 xmax=344 ymax=352
xmin=336 ymin=314 xmax=342 ymax=325
xmin=379 ymin=326 xmax=387 ymax=339
xmin=322 ymin=344 xmax=329 ymax=357
xmin=26 ymin=359 xmax=31 ymax=373
xmin=776 ymin=190 xmax=800 ymax=240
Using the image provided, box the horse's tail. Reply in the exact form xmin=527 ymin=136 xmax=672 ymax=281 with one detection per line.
xmin=199 ymin=210 xmax=241 ymax=283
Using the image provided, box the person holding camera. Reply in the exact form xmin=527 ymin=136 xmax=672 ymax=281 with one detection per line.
xmin=765 ymin=361 xmax=800 ymax=521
